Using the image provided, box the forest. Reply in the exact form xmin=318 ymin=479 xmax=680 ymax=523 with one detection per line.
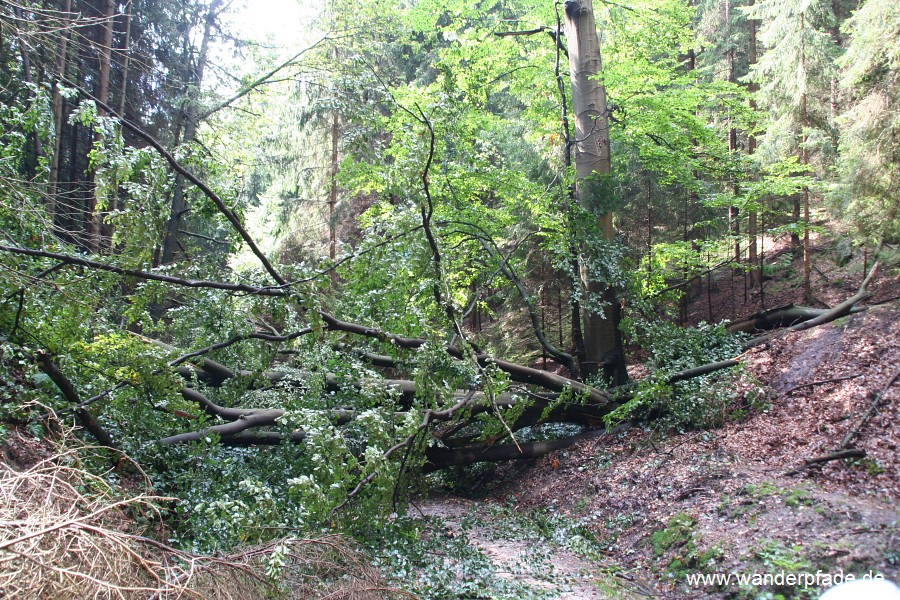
xmin=0 ymin=0 xmax=898 ymax=597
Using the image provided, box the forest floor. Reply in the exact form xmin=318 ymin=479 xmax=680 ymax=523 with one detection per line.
xmin=2 ymin=233 xmax=897 ymax=599
xmin=414 ymin=234 xmax=900 ymax=599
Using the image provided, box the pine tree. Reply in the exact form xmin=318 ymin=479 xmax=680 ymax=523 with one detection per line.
xmin=745 ymin=0 xmax=840 ymax=300
xmin=833 ymin=0 xmax=900 ymax=245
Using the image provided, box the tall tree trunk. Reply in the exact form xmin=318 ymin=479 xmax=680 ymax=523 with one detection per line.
xmin=791 ymin=16 xmax=803 ymax=258
xmin=800 ymin=14 xmax=811 ymax=302
xmin=118 ymin=6 xmax=131 ymax=117
xmin=96 ymin=0 xmax=114 ymax=117
xmin=86 ymin=0 xmax=115 ymax=253
xmin=328 ymin=109 xmax=339 ymax=282
xmin=747 ymin=6 xmax=760 ymax=289
xmin=646 ymin=177 xmax=652 ymax=269
xmin=160 ymin=0 xmax=222 ymax=265
xmin=101 ymin=3 xmax=131 ymax=248
xmin=564 ymin=0 xmax=626 ymax=385
xmin=12 ymin=7 xmax=44 ymax=171
xmin=48 ymin=0 xmax=73 ymax=224
xmin=726 ymin=0 xmax=740 ymax=264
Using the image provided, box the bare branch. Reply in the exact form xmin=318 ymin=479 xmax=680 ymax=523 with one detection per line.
xmin=59 ymin=79 xmax=288 ymax=287
xmin=839 ymin=366 xmax=900 ymax=450
xmin=437 ymin=219 xmax=578 ymax=376
xmin=0 ymin=244 xmax=289 ymax=296
xmin=195 ymin=37 xmax=331 ymax=121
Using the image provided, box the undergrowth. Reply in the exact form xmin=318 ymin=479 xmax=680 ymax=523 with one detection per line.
xmin=612 ymin=318 xmax=766 ymax=431
xmin=362 ymin=502 xmax=614 ymax=598
xmin=0 ymin=431 xmax=404 ymax=599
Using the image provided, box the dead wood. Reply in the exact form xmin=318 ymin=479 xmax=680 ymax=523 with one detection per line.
xmin=745 ymin=263 xmax=879 ymax=348
xmin=422 ymin=428 xmax=608 ymax=472
xmin=787 ymin=262 xmax=879 ymax=333
xmin=839 ymin=366 xmax=900 ymax=450
xmin=727 ymin=303 xmax=864 ymax=334
xmin=784 ymin=374 xmax=862 ymax=395
xmin=784 ymin=449 xmax=866 ymax=476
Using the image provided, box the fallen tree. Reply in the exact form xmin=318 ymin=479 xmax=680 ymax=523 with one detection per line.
xmin=727 ymin=303 xmax=866 ymax=334
xmin=1 ymin=77 xmax=880 ymax=524
xmin=743 ymin=263 xmax=879 ymax=349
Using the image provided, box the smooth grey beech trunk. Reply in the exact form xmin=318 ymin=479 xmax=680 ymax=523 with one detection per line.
xmin=563 ymin=0 xmax=627 ymax=384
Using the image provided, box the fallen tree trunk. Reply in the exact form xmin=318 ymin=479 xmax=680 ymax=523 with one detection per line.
xmin=744 ymin=264 xmax=879 ymax=348
xmin=423 ymin=428 xmax=609 ymax=472
xmin=159 ymin=357 xmax=741 ymax=453
xmin=786 ymin=262 xmax=878 ymax=334
xmin=142 ymin=331 xmax=609 ymax=404
xmin=727 ymin=304 xmax=865 ymax=334
xmin=783 ymin=449 xmax=866 ymax=476
xmin=34 ymin=352 xmax=118 ymax=450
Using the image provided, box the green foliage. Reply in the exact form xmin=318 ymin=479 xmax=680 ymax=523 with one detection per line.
xmin=649 ymin=512 xmax=725 ymax=583
xmin=365 ymin=502 xmax=610 ymax=598
xmin=0 ymin=342 xmax=40 ymax=423
xmin=745 ymin=0 xmax=840 ymax=165
xmin=831 ymin=0 xmax=900 ymax=245
xmin=651 ymin=512 xmax=697 ymax=557
xmin=607 ymin=319 xmax=752 ymax=429
xmin=2 ymin=0 xmax=894 ymax=579
xmin=625 ymin=319 xmax=745 ymax=374
xmin=0 ymin=82 xmax=51 ymax=176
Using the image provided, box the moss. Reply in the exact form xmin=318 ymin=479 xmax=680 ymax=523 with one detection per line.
xmin=784 ymin=488 xmax=813 ymax=508
xmin=651 ymin=512 xmax=696 ymax=557
xmin=850 ymin=457 xmax=885 ymax=475
xmin=743 ymin=481 xmax=781 ymax=498
xmin=744 ymin=481 xmax=817 ymax=509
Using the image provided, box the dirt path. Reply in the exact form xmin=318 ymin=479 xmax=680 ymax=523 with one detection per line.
xmin=408 ymin=303 xmax=900 ymax=598
xmin=410 ymin=496 xmax=642 ymax=599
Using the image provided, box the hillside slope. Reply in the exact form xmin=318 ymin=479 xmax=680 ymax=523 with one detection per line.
xmin=469 ymin=300 xmax=899 ymax=598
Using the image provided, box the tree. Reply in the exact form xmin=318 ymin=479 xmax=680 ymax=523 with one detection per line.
xmin=745 ymin=0 xmax=840 ymax=301
xmin=832 ymin=0 xmax=900 ymax=246
xmin=747 ymin=1 xmax=762 ymax=288
xmin=86 ymin=0 xmax=115 ymax=253
xmin=159 ymin=0 xmax=224 ymax=266
xmin=563 ymin=0 xmax=627 ymax=384
xmin=6 ymin=0 xmax=857 ymax=554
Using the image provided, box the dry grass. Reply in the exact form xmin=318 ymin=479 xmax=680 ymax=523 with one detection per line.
xmin=0 ymin=432 xmax=411 ymax=599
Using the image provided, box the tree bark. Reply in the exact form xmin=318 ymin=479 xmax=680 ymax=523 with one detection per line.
xmin=48 ymin=0 xmax=73 ymax=222
xmin=747 ymin=6 xmax=761 ymax=288
xmin=87 ymin=0 xmax=116 ymax=253
xmin=801 ymin=13 xmax=811 ymax=302
xmin=563 ymin=0 xmax=626 ymax=385
xmin=161 ymin=0 xmax=222 ymax=265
